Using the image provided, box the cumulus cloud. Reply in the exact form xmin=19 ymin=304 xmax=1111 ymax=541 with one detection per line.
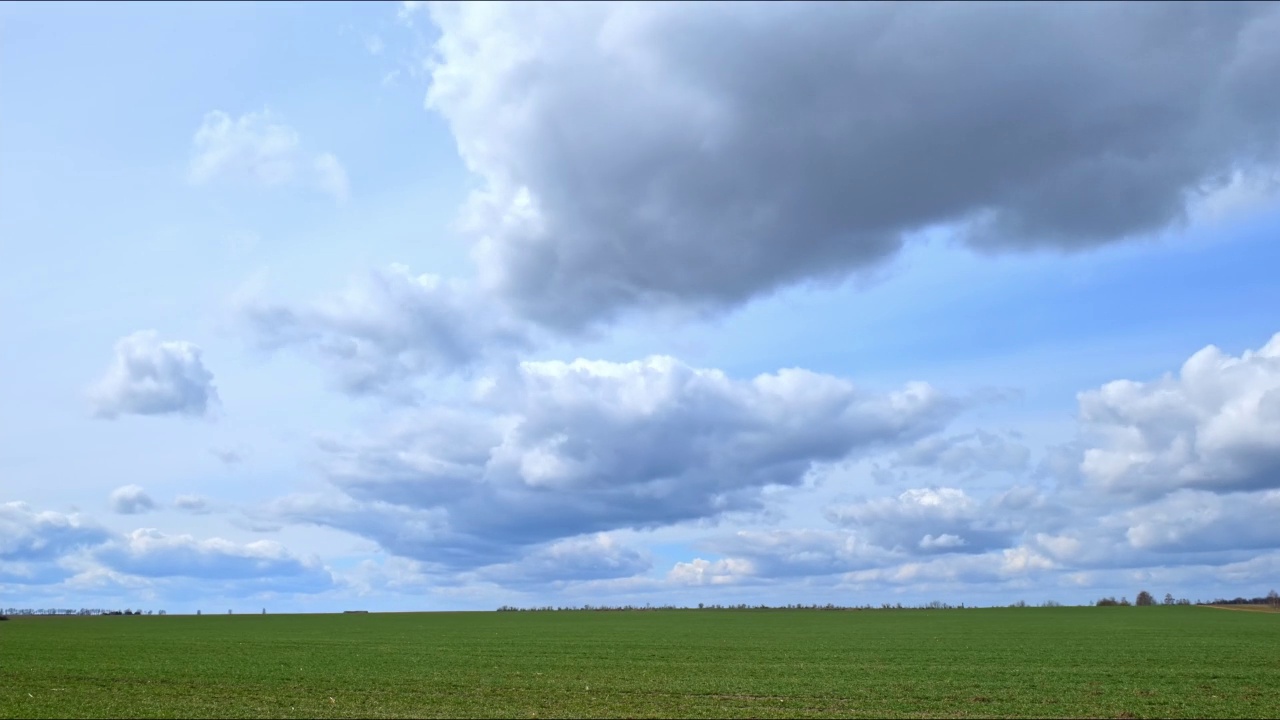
xmin=826 ymin=487 xmax=1035 ymax=556
xmin=0 ymin=502 xmax=110 ymax=562
xmin=707 ymin=529 xmax=885 ymax=578
xmin=241 ymin=264 xmax=531 ymax=398
xmin=95 ymin=529 xmax=333 ymax=587
xmin=843 ymin=546 xmax=1058 ymax=587
xmin=270 ymin=356 xmax=967 ymax=569
xmin=109 ymin=485 xmax=156 ymax=515
xmin=471 ymin=534 xmax=652 ymax=587
xmin=188 ymin=110 xmax=349 ymax=203
xmin=1072 ymin=332 xmax=1280 ymax=497
xmin=667 ymin=557 xmax=755 ymax=586
xmin=88 ymin=331 xmax=218 ymax=419
xmin=421 ymin=1 xmax=1280 ymax=330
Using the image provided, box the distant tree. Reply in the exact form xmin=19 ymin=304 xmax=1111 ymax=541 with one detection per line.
xmin=1119 ymin=596 xmax=1132 ymax=606
xmin=1135 ymin=591 xmax=1155 ymax=606
xmin=1268 ymin=590 xmax=1279 ymax=609
xmin=1163 ymin=593 xmax=1175 ymax=606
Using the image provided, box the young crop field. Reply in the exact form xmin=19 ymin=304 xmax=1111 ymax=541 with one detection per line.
xmin=2 ymin=606 xmax=1277 ymax=718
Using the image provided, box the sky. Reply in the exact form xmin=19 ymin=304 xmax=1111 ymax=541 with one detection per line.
xmin=3 ymin=0 xmax=1280 ymax=614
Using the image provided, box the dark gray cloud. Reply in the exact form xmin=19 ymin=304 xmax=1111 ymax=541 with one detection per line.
xmin=109 ymin=485 xmax=156 ymax=515
xmin=89 ymin=331 xmax=218 ymax=419
xmin=270 ymin=356 xmax=968 ymax=568
xmin=424 ymin=1 xmax=1280 ymax=329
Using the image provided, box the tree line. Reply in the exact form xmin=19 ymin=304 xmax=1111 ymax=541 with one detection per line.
xmin=1096 ymin=589 xmax=1279 ymax=607
xmin=0 ymin=608 xmax=166 ymax=617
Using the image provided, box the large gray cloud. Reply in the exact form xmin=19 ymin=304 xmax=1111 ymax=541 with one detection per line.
xmin=88 ymin=331 xmax=219 ymax=419
xmin=270 ymin=356 xmax=968 ymax=569
xmin=422 ymin=1 xmax=1280 ymax=330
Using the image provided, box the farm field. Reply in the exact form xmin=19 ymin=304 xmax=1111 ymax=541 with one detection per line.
xmin=1 ymin=606 xmax=1277 ymax=719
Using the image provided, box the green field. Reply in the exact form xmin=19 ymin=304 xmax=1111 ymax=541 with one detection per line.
xmin=2 ymin=607 xmax=1277 ymax=718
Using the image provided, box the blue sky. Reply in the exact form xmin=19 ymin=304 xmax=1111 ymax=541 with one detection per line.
xmin=4 ymin=1 xmax=1280 ymax=614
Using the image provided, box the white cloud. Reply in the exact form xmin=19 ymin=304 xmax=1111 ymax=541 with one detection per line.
xmin=95 ymin=528 xmax=333 ymax=587
xmin=269 ymin=357 xmax=967 ymax=571
xmin=667 ymin=557 xmax=754 ymax=586
xmin=188 ymin=110 xmax=349 ymax=203
xmin=826 ymin=487 xmax=1034 ymax=556
xmin=88 ymin=330 xmax=218 ymax=419
xmin=109 ymin=485 xmax=156 ymax=515
xmin=470 ymin=534 xmax=652 ymax=586
xmin=422 ymin=2 xmax=1280 ymax=330
xmin=1074 ymin=332 xmax=1280 ymax=496
xmin=0 ymin=502 xmax=110 ymax=563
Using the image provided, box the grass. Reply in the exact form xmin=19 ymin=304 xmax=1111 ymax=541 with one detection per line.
xmin=1 ymin=606 xmax=1277 ymax=718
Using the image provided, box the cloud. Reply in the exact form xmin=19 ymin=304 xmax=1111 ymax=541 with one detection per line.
xmin=173 ymin=494 xmax=213 ymax=514
xmin=470 ymin=534 xmax=652 ymax=587
xmin=95 ymin=529 xmax=334 ymax=588
xmin=270 ymin=356 xmax=967 ymax=569
xmin=188 ymin=110 xmax=349 ymax=203
xmin=706 ymin=529 xmax=885 ymax=578
xmin=1023 ymin=487 xmax=1280 ymax=571
xmin=1072 ymin=332 xmax=1280 ymax=497
xmin=0 ymin=502 xmax=110 ymax=562
xmin=109 ymin=485 xmax=156 ymax=515
xmin=892 ymin=431 xmax=1030 ymax=477
xmin=88 ymin=330 xmax=218 ymax=419
xmin=312 ymin=152 xmax=351 ymax=204
xmin=667 ymin=557 xmax=755 ymax=587
xmin=210 ymin=447 xmax=243 ymax=465
xmin=421 ymin=2 xmax=1280 ymax=330
xmin=826 ymin=487 xmax=1035 ymax=556
xmin=240 ymin=264 xmax=531 ymax=398
xmin=843 ymin=546 xmax=1058 ymax=587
